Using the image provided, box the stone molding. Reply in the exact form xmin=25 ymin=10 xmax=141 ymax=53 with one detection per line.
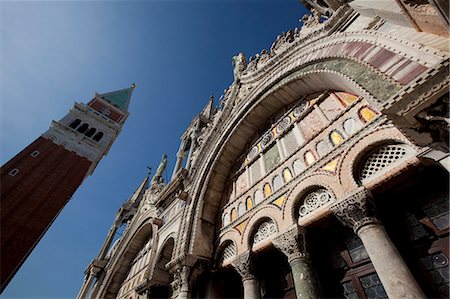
xmin=272 ymin=226 xmax=308 ymax=263
xmin=330 ymin=187 xmax=379 ymax=233
xmin=231 ymin=252 xmax=255 ymax=281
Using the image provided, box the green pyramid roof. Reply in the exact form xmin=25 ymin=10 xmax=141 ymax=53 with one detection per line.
xmin=98 ymin=85 xmax=135 ymax=112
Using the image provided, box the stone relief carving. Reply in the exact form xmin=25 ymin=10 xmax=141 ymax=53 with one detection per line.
xmin=272 ymin=226 xmax=308 ymax=262
xmin=231 ymin=253 xmax=255 ymax=280
xmin=330 ymin=187 xmax=379 ymax=233
xmin=232 ymin=53 xmax=247 ymax=81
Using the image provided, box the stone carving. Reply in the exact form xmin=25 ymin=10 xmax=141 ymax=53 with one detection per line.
xmin=231 ymin=253 xmax=255 ymax=280
xmin=330 ymin=187 xmax=379 ymax=233
xmin=253 ymin=220 xmax=277 ymax=245
xmin=232 ymin=53 xmax=247 ymax=81
xmin=302 ymin=0 xmax=333 ymax=17
xmin=301 ymin=9 xmax=321 ymax=28
xmin=272 ymin=226 xmax=308 ymax=263
xmin=299 ymin=189 xmax=333 ymax=218
xmin=151 ymin=154 xmax=167 ymax=186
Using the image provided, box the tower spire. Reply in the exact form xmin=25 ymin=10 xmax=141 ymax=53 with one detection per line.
xmin=96 ymin=83 xmax=136 ymax=112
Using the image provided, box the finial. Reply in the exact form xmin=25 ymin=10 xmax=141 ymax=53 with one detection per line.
xmin=147 ymin=166 xmax=152 ymax=176
xmin=131 ymin=83 xmax=137 ymax=88
xmin=209 ymin=95 xmax=214 ymax=101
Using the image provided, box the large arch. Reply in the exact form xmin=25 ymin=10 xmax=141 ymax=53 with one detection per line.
xmin=184 ymin=30 xmax=444 ymax=261
xmin=148 ymin=236 xmax=175 ymax=297
xmin=188 ymin=72 xmax=370 ymax=259
xmin=98 ymin=222 xmax=153 ymax=299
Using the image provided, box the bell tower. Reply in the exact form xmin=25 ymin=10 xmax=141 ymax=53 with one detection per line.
xmin=0 ymin=84 xmax=136 ymax=291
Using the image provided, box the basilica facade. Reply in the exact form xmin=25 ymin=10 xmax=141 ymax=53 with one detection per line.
xmin=78 ymin=1 xmax=449 ymax=298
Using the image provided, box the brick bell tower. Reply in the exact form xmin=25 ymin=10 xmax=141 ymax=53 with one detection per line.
xmin=0 ymin=84 xmax=136 ymax=291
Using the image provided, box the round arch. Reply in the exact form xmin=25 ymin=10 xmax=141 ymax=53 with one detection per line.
xmin=100 ymin=222 xmax=153 ymax=299
xmin=283 ymin=174 xmax=343 ymax=227
xmin=339 ymin=125 xmax=416 ymax=190
xmin=187 ymin=30 xmax=433 ymax=260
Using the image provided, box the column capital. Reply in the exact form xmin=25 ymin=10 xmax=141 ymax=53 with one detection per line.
xmin=231 ymin=252 xmax=255 ymax=281
xmin=331 ymin=187 xmax=379 ymax=234
xmin=272 ymin=226 xmax=308 ymax=263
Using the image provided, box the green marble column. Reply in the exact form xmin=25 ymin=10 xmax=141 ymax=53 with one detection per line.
xmin=272 ymin=226 xmax=320 ymax=299
xmin=289 ymin=256 xmax=319 ymax=299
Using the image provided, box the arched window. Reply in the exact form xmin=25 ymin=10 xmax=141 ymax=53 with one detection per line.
xmin=343 ymin=118 xmax=361 ymax=136
xmin=283 ymin=168 xmax=293 ymax=183
xmin=330 ymin=130 xmax=344 ymax=146
xmin=304 ymin=151 xmax=316 ymax=166
xmin=231 ymin=208 xmax=237 ymax=222
xmin=238 ymin=202 xmax=245 ymax=217
xmin=69 ymin=118 xmax=81 ymax=129
xmin=253 ymin=220 xmax=277 ymax=246
xmin=254 ymin=189 xmax=264 ymax=205
xmin=77 ymin=123 xmax=89 ymax=133
xmin=220 ymin=241 xmax=237 ymax=264
xmin=298 ymin=189 xmax=333 ymax=218
xmin=263 ymin=183 xmax=272 ymax=198
xmin=85 ymin=127 xmax=96 ymax=137
xmin=316 ymin=140 xmax=331 ymax=157
xmin=293 ymin=159 xmax=305 ymax=176
xmin=272 ymin=175 xmax=283 ymax=191
xmin=93 ymin=132 xmax=104 ymax=142
xmin=246 ymin=197 xmax=253 ymax=210
xmin=358 ymin=144 xmax=412 ymax=183
xmin=359 ymin=107 xmax=377 ymax=123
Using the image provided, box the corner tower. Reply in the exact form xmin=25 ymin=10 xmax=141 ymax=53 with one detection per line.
xmin=0 ymin=84 xmax=136 ymax=291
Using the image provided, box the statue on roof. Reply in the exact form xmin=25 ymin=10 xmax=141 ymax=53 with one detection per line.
xmin=151 ymin=154 xmax=167 ymax=186
xmin=232 ymin=53 xmax=247 ymax=81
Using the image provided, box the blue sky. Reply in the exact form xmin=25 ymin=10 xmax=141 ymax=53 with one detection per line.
xmin=1 ymin=1 xmax=307 ymax=297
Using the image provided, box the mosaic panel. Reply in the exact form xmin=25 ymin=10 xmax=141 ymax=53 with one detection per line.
xmin=250 ymin=160 xmax=262 ymax=184
xmin=282 ymin=129 xmax=299 ymax=157
xmin=273 ymin=175 xmax=283 ymax=191
xmin=316 ymin=140 xmax=331 ymax=157
xmin=343 ymin=118 xmax=362 ymax=136
xmin=293 ymin=159 xmax=305 ymax=175
xmin=235 ymin=170 xmax=248 ymax=196
xmin=299 ymin=109 xmax=325 ymax=140
xmin=319 ymin=95 xmax=344 ymax=120
xmin=264 ymin=144 xmax=281 ymax=173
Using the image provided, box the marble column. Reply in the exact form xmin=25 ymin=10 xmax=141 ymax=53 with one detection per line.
xmin=331 ymin=187 xmax=426 ymax=299
xmin=231 ymin=253 xmax=260 ymax=299
xmin=272 ymin=226 xmax=319 ymax=299
xmin=76 ymin=262 xmax=103 ymax=299
xmin=171 ymin=150 xmax=186 ymax=180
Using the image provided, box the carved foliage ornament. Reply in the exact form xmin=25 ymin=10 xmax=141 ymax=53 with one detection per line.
xmin=331 ymin=187 xmax=379 ymax=233
xmin=231 ymin=253 xmax=255 ymax=281
xmin=272 ymin=226 xmax=308 ymax=263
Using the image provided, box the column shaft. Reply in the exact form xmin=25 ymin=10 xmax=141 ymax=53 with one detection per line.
xmin=289 ymin=257 xmax=319 ymax=299
xmin=76 ymin=274 xmax=94 ymax=299
xmin=243 ymin=277 xmax=260 ymax=299
xmin=358 ymin=223 xmax=426 ymax=299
